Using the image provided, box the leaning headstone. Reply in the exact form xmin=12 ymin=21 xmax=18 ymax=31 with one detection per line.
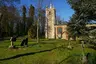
xmin=21 ymin=39 xmax=25 ymax=46
xmin=67 ymin=42 xmax=73 ymax=50
xmin=82 ymin=55 xmax=88 ymax=64
xmin=25 ymin=38 xmax=28 ymax=47
xmin=20 ymin=38 xmax=28 ymax=47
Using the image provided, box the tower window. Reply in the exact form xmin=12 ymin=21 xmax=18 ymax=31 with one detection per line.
xmin=49 ymin=11 xmax=51 ymax=15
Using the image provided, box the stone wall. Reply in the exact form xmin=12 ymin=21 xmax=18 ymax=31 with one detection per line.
xmin=54 ymin=25 xmax=68 ymax=40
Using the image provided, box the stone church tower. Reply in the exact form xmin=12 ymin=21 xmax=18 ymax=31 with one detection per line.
xmin=45 ymin=4 xmax=56 ymax=39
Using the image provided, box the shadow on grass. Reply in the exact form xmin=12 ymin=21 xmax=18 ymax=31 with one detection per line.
xmin=58 ymin=55 xmax=72 ymax=64
xmin=0 ymin=46 xmax=9 ymax=48
xmin=58 ymin=54 xmax=81 ymax=64
xmin=0 ymin=46 xmax=63 ymax=61
xmin=15 ymin=41 xmax=55 ymax=48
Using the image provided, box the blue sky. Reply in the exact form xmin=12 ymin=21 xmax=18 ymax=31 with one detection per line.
xmin=19 ymin=0 xmax=74 ymax=21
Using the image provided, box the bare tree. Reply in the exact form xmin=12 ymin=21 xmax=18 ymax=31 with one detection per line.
xmin=36 ymin=0 xmax=44 ymax=43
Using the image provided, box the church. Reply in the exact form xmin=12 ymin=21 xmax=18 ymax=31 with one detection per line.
xmin=45 ymin=4 xmax=96 ymax=40
xmin=45 ymin=4 xmax=68 ymax=40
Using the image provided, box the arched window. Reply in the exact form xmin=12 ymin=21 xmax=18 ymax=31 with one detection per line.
xmin=57 ymin=27 xmax=62 ymax=34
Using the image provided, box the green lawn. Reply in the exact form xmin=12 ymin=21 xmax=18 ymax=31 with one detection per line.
xmin=0 ymin=39 xmax=96 ymax=64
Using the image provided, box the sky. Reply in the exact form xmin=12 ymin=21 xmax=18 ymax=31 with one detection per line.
xmin=19 ymin=0 xmax=74 ymax=21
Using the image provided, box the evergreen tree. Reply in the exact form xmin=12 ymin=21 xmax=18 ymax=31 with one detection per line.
xmin=0 ymin=0 xmax=20 ymax=38
xmin=28 ymin=4 xmax=36 ymax=38
xmin=67 ymin=13 xmax=87 ymax=40
xmin=67 ymin=0 xmax=96 ymax=21
xmin=29 ymin=4 xmax=35 ymax=25
xmin=22 ymin=5 xmax=27 ymax=35
xmin=67 ymin=0 xmax=96 ymax=40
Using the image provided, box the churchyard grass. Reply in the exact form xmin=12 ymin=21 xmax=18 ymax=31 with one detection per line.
xmin=0 ymin=39 xmax=96 ymax=64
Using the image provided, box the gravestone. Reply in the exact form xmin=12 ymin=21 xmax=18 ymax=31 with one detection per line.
xmin=9 ymin=36 xmax=17 ymax=48
xmin=25 ymin=38 xmax=28 ymax=46
xmin=21 ymin=38 xmax=28 ymax=47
